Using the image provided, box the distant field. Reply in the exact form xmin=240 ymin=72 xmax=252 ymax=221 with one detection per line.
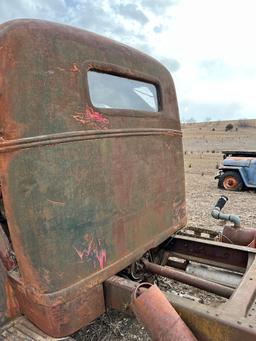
xmin=182 ymin=119 xmax=256 ymax=153
xmin=182 ymin=119 xmax=256 ymax=231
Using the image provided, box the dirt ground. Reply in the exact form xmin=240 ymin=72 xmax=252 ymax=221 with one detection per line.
xmin=183 ymin=119 xmax=256 ymax=230
xmin=74 ymin=119 xmax=256 ymax=340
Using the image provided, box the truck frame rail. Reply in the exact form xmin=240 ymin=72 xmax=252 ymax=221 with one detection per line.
xmin=104 ymin=235 xmax=256 ymax=341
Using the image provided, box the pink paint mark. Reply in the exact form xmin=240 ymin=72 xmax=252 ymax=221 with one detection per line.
xmin=85 ymin=105 xmax=109 ymax=124
xmin=96 ymin=249 xmax=107 ymax=270
xmin=73 ymin=246 xmax=87 ymax=261
xmin=73 ymin=105 xmax=109 ymax=129
xmin=70 ymin=63 xmax=79 ymax=72
xmin=73 ymin=237 xmax=107 ymax=269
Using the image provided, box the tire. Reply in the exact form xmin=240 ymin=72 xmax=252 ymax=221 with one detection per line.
xmin=218 ymin=171 xmax=243 ymax=191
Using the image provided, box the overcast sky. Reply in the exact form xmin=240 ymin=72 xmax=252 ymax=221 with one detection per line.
xmin=1 ymin=0 xmax=256 ymax=122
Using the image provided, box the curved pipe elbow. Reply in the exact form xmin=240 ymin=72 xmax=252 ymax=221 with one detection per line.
xmin=211 ymin=208 xmax=220 ymax=220
xmin=228 ymin=214 xmax=241 ymax=227
xmin=211 ymin=208 xmax=240 ymax=227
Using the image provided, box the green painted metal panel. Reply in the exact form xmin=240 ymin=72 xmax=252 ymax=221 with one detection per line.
xmin=0 ymin=20 xmax=185 ymax=295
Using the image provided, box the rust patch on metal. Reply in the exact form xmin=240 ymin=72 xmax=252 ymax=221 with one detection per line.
xmin=5 ymin=280 xmax=20 ymax=319
xmin=131 ymin=283 xmax=197 ymax=341
xmin=0 ymin=43 xmax=21 ymax=140
xmin=0 ymin=154 xmax=43 ymax=291
xmin=12 ymin=282 xmax=105 ymax=338
xmin=73 ymin=105 xmax=109 ymax=129
xmin=0 ymin=224 xmax=16 ymax=271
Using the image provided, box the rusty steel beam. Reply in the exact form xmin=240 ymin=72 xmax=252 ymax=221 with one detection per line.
xmin=165 ymin=235 xmax=256 ymax=272
xmin=165 ymin=291 xmax=256 ymax=341
xmin=104 ymin=275 xmax=137 ymax=314
xmin=143 ymin=260 xmax=233 ymax=298
xmin=104 ymin=275 xmax=256 ymax=341
xmin=221 ymin=256 xmax=256 ymax=318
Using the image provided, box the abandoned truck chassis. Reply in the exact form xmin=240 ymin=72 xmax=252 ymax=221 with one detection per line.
xmin=106 ymin=235 xmax=256 ymax=341
xmin=0 ymin=20 xmax=256 ymax=340
xmin=1 ymin=231 xmax=256 ymax=340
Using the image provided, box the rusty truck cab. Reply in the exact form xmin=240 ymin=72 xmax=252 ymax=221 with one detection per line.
xmin=0 ymin=20 xmax=185 ymax=337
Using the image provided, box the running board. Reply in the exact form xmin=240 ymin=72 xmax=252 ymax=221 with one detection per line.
xmin=0 ymin=316 xmax=74 ymax=340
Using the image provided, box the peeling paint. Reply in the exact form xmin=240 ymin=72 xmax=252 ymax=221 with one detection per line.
xmin=73 ymin=105 xmax=109 ymax=129
xmin=47 ymin=199 xmax=65 ymax=206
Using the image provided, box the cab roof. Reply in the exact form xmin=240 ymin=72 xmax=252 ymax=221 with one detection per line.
xmin=0 ymin=19 xmax=180 ymax=140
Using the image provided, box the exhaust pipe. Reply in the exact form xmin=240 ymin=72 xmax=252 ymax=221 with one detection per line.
xmin=131 ymin=282 xmax=197 ymax=341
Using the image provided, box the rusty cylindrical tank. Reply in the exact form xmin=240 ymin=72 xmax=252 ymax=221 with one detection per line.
xmin=221 ymin=226 xmax=256 ymax=247
xmin=131 ymin=283 xmax=197 ymax=341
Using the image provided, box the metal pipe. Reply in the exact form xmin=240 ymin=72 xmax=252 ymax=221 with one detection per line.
xmin=143 ymin=260 xmax=233 ymax=298
xmin=186 ymin=263 xmax=242 ymax=289
xmin=221 ymin=226 xmax=256 ymax=247
xmin=211 ymin=196 xmax=240 ymax=227
xmin=131 ymin=283 xmax=197 ymax=341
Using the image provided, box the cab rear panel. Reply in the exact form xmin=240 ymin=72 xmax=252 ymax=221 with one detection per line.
xmin=0 ymin=20 xmax=186 ymax=337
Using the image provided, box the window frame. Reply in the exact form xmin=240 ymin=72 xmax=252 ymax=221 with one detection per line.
xmin=87 ymin=70 xmax=160 ymax=113
xmin=84 ymin=62 xmax=163 ymax=118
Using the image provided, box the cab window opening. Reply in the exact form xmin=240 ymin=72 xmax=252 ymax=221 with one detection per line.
xmin=87 ymin=71 xmax=159 ymax=112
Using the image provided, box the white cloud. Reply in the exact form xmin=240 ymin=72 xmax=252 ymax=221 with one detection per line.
xmin=148 ymin=0 xmax=256 ymax=120
xmin=0 ymin=0 xmax=256 ymax=121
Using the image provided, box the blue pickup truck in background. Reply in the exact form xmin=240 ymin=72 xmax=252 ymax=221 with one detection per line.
xmin=215 ymin=151 xmax=256 ymax=191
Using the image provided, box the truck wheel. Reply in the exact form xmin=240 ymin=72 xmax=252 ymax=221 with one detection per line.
xmin=219 ymin=171 xmax=243 ymax=191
